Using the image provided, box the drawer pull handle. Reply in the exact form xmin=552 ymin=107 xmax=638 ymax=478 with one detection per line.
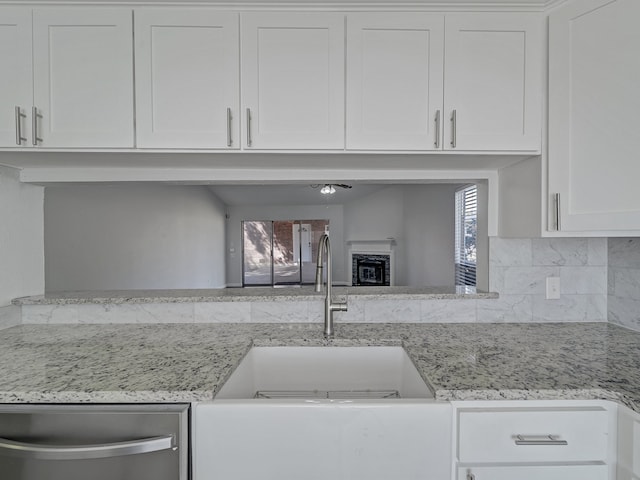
xmin=0 ymin=434 xmax=176 ymax=460
xmin=515 ymin=435 xmax=568 ymax=446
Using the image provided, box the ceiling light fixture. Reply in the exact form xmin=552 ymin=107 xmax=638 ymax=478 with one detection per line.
xmin=320 ymin=184 xmax=336 ymax=195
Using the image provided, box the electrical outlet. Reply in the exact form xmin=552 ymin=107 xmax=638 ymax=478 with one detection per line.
xmin=546 ymin=277 xmax=561 ymax=300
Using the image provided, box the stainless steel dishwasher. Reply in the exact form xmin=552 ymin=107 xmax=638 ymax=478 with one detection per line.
xmin=0 ymin=404 xmax=188 ymax=480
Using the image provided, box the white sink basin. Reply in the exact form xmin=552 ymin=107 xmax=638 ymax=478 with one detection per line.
xmin=215 ymin=346 xmax=433 ymax=399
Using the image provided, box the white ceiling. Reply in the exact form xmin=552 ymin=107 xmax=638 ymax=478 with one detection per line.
xmin=209 ymin=183 xmax=387 ymax=205
xmin=208 ymin=181 xmax=476 ymax=206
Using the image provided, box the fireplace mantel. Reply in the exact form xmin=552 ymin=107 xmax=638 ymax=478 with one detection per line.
xmin=346 ymin=239 xmax=396 ymax=252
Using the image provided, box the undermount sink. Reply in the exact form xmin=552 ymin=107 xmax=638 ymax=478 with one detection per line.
xmin=215 ymin=346 xmax=434 ymax=400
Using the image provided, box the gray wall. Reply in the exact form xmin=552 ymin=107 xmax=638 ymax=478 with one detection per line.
xmin=44 ymin=185 xmax=226 ymax=290
xmin=0 ymin=165 xmax=44 ymax=307
xmin=402 ymin=184 xmax=458 ymax=287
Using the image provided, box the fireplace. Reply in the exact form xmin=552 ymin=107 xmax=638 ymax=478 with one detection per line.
xmin=347 ymin=239 xmax=395 ymax=287
xmin=352 ymin=254 xmax=391 ymax=286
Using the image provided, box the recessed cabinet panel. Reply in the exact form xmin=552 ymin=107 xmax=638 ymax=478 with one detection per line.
xmin=444 ymin=14 xmax=541 ymax=151
xmin=32 ymin=8 xmax=134 ymax=148
xmin=549 ymin=0 xmax=640 ymax=232
xmin=458 ymin=465 xmax=608 ymax=480
xmin=242 ymin=13 xmax=344 ymax=149
xmin=346 ymin=14 xmax=444 ymax=150
xmin=135 ymin=10 xmax=239 ymax=149
xmin=458 ymin=408 xmax=609 ymax=463
xmin=0 ymin=8 xmax=32 ymax=147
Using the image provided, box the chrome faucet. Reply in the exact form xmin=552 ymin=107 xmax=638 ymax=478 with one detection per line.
xmin=314 ymin=233 xmax=347 ymax=337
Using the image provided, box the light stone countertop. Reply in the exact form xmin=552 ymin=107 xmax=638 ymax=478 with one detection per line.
xmin=0 ymin=322 xmax=638 ymax=413
xmin=12 ymin=286 xmax=497 ymax=305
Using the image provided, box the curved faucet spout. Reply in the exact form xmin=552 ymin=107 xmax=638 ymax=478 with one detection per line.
xmin=314 ymin=233 xmax=347 ymax=337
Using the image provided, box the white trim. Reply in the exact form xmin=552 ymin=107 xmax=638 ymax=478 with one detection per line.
xmin=0 ymin=2 xmax=561 ymax=13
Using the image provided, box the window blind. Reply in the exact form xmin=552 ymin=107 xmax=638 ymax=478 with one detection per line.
xmin=455 ymin=185 xmax=477 ymax=286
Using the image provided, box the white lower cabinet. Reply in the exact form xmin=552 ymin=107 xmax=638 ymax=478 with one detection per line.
xmin=459 ymin=465 xmax=608 ymax=480
xmin=453 ymin=401 xmax=616 ymax=480
xmin=193 ymin=401 xmax=452 ymax=480
xmin=192 ymin=399 xmax=633 ymax=480
xmin=618 ymin=404 xmax=640 ymax=480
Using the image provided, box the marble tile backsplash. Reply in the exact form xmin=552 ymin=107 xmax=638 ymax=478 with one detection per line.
xmin=608 ymin=238 xmax=640 ymax=332
xmin=17 ymin=237 xmax=640 ymax=327
xmin=488 ymin=237 xmax=607 ymax=323
xmin=0 ymin=306 xmax=20 ymax=330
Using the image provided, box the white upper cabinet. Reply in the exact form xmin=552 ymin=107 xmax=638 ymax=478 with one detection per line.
xmin=345 ymin=12 xmax=542 ymax=152
xmin=346 ymin=14 xmax=444 ymax=151
xmin=241 ymin=13 xmax=345 ymax=150
xmin=32 ymin=8 xmax=134 ymax=148
xmin=443 ymin=14 xmax=542 ymax=152
xmin=135 ymin=10 xmax=239 ymax=149
xmin=0 ymin=9 xmax=32 ymax=147
xmin=548 ymin=0 xmax=640 ymax=233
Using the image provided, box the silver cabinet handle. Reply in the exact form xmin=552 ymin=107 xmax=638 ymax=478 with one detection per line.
xmin=15 ymin=106 xmax=27 ymax=145
xmin=434 ymin=110 xmax=441 ymax=148
xmin=554 ymin=193 xmax=561 ymax=231
xmin=32 ymin=106 xmax=43 ymax=146
xmin=246 ymin=107 xmax=252 ymax=147
xmin=0 ymin=434 xmax=176 ymax=461
xmin=227 ymin=107 xmax=233 ymax=147
xmin=466 ymin=472 xmax=475 ymax=480
xmin=515 ymin=434 xmax=568 ymax=446
xmin=450 ymin=109 xmax=457 ymax=148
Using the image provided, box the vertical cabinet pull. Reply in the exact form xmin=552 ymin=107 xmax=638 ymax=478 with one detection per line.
xmin=554 ymin=193 xmax=561 ymax=231
xmin=466 ymin=472 xmax=475 ymax=480
xmin=32 ymin=106 xmax=43 ymax=146
xmin=227 ymin=108 xmax=232 ymax=147
xmin=246 ymin=108 xmax=252 ymax=147
xmin=450 ymin=109 xmax=457 ymax=148
xmin=15 ymin=106 xmax=27 ymax=145
xmin=434 ymin=110 xmax=441 ymax=148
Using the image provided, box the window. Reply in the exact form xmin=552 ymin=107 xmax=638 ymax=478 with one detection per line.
xmin=454 ymin=185 xmax=477 ymax=286
xmin=242 ymin=219 xmax=329 ymax=287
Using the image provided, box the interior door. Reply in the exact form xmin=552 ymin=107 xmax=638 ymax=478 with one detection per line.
xmin=294 ymin=223 xmax=312 ymax=263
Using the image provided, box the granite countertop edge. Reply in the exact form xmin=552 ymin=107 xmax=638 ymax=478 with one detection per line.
xmin=1 ymin=388 xmax=636 ymax=413
xmin=12 ymin=287 xmax=498 ymax=305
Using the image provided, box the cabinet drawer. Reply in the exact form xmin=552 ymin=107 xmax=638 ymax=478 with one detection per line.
xmin=458 ymin=464 xmax=608 ymax=480
xmin=458 ymin=408 xmax=609 ymax=463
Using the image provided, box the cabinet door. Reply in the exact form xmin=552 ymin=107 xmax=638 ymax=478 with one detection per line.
xmin=32 ymin=8 xmax=134 ymax=148
xmin=241 ymin=13 xmax=344 ymax=150
xmin=548 ymin=0 xmax=640 ymax=232
xmin=346 ymin=13 xmax=444 ymax=151
xmin=458 ymin=465 xmax=608 ymax=480
xmin=135 ymin=10 xmax=239 ymax=149
xmin=617 ymin=405 xmax=640 ymax=480
xmin=443 ymin=13 xmax=542 ymax=152
xmin=0 ymin=8 xmax=32 ymax=148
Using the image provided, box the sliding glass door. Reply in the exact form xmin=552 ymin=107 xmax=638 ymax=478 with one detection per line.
xmin=242 ymin=220 xmax=329 ymax=287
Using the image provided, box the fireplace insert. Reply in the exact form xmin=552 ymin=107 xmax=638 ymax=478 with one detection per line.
xmin=352 ymin=254 xmax=390 ymax=286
